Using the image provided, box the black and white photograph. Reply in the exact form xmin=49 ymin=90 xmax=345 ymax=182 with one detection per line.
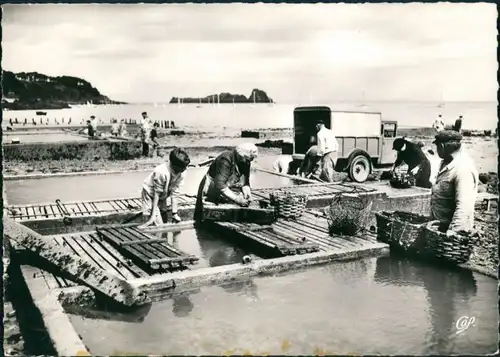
xmin=2 ymin=2 xmax=498 ymax=356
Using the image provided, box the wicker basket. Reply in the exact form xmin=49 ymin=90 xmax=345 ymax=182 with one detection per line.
xmin=389 ymin=172 xmax=416 ymax=189
xmin=269 ymin=191 xmax=308 ymax=219
xmin=424 ymin=221 xmax=473 ymax=264
xmin=390 ymin=211 xmax=432 ymax=252
xmin=375 ymin=211 xmax=393 ymax=244
xmin=325 ymin=191 xmax=373 ymax=236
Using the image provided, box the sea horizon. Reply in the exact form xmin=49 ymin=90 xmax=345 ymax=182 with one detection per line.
xmin=3 ymin=100 xmax=497 ymax=131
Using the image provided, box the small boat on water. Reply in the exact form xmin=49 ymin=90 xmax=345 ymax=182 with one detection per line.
xmin=36 ymin=111 xmax=47 ymax=116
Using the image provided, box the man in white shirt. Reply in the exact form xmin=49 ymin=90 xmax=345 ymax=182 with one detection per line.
xmin=315 ymin=120 xmax=339 ymax=182
xmin=141 ymin=112 xmax=152 ymax=130
xmin=140 ymin=112 xmax=153 ymax=156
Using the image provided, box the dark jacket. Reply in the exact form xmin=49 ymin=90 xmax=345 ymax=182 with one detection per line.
xmin=207 ymin=150 xmax=251 ymax=192
xmin=394 ymin=140 xmax=428 ymax=171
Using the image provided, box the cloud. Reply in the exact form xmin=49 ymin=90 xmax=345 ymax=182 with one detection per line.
xmin=2 ymin=3 xmax=497 ymax=103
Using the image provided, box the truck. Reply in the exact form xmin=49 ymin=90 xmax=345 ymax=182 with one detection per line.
xmin=284 ymin=106 xmax=399 ymax=183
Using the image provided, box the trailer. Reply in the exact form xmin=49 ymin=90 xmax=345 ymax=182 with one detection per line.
xmin=286 ymin=106 xmax=399 ymax=183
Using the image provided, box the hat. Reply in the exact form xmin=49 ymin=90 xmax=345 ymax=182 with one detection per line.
xmin=433 ymin=130 xmax=462 ymax=144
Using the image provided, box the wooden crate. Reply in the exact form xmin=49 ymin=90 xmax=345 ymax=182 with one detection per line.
xmin=96 ymin=226 xmax=199 ymax=273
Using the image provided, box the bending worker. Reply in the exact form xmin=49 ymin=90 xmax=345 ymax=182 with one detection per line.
xmin=139 ymin=148 xmax=191 ymax=228
xmin=391 ymin=137 xmax=432 ymax=188
xmin=194 ymin=143 xmax=258 ymax=222
xmin=431 ymin=130 xmax=478 ymax=234
xmin=315 ymin=120 xmax=339 ymax=182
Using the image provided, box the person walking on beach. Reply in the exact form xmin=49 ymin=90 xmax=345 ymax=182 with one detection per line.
xmin=391 ymin=137 xmax=432 ymax=188
xmin=315 ymin=120 xmax=339 ymax=182
xmin=431 ymin=130 xmax=478 ymax=234
xmin=432 ymin=115 xmax=445 ymax=132
xmin=453 ymin=116 xmax=463 ymax=133
xmin=90 ymin=115 xmax=98 ymax=133
xmin=118 ymin=119 xmax=128 ymax=136
xmin=111 ymin=119 xmax=120 ymax=137
xmin=139 ymin=112 xmax=153 ymax=156
xmin=138 ymin=148 xmax=191 ymax=228
xmin=149 ymin=122 xmax=160 ymax=157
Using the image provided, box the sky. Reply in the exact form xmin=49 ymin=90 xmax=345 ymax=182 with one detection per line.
xmin=2 ymin=3 xmax=498 ymax=103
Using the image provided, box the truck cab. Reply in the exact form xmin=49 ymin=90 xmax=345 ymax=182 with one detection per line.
xmin=287 ymin=106 xmax=398 ymax=183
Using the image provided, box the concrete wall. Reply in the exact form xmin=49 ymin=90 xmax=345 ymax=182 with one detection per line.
xmin=3 ymin=140 xmax=143 ymax=161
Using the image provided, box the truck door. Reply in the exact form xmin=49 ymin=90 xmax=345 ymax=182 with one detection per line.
xmin=293 ymin=107 xmax=331 ymax=155
xmin=379 ymin=122 xmax=398 ymax=165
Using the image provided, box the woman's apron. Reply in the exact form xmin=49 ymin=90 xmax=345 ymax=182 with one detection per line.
xmin=194 ymin=164 xmax=246 ymax=222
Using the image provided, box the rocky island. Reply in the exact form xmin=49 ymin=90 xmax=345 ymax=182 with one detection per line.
xmin=170 ymin=88 xmax=274 ymax=104
xmin=2 ymin=70 xmax=126 ymax=110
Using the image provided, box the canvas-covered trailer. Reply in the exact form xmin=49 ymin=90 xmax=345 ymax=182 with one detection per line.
xmin=290 ymin=106 xmax=398 ymax=182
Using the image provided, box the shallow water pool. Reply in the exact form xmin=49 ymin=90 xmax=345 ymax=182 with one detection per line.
xmin=145 ymin=229 xmax=249 ymax=270
xmin=5 ymin=167 xmax=298 ymax=205
xmin=68 ymin=254 xmax=497 ymax=355
xmin=3 ymin=132 xmax=88 ymax=143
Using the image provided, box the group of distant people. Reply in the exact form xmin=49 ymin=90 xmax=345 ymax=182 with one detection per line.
xmin=75 ymin=112 xmax=176 ymax=157
xmin=432 ymin=114 xmax=463 ymax=133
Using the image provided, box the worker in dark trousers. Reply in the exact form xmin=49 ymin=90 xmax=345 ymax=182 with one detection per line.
xmin=453 ymin=116 xmax=463 ymax=133
xmin=391 ymin=137 xmax=432 ymax=188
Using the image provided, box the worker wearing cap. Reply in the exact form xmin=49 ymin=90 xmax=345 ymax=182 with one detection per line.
xmin=431 ymin=130 xmax=478 ymax=235
xmin=315 ymin=120 xmax=339 ymax=182
xmin=391 ymin=137 xmax=432 ymax=188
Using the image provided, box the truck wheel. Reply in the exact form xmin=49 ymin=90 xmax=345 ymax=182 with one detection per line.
xmin=348 ymin=155 xmax=370 ymax=183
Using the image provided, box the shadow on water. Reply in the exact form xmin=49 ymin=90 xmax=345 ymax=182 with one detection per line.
xmin=374 ymin=252 xmax=480 ymax=355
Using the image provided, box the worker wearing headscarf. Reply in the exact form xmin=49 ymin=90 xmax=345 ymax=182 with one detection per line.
xmin=194 ymin=143 xmax=259 ymax=222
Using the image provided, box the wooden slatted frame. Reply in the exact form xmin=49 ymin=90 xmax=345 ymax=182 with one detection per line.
xmin=95 ymin=227 xmax=199 ymax=272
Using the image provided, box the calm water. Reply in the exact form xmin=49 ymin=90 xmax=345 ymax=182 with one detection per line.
xmin=137 ymin=229 xmax=249 ymax=270
xmin=4 ymin=167 xmax=297 ymax=205
xmin=68 ymin=253 xmax=498 ymax=355
xmin=2 ymin=101 xmax=497 ymax=131
xmin=3 ymin=132 xmax=88 ymax=143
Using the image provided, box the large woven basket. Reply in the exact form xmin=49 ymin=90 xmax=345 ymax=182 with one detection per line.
xmin=269 ymin=191 xmax=308 ymax=219
xmin=424 ymin=221 xmax=473 ymax=264
xmin=390 ymin=211 xmax=432 ymax=253
xmin=325 ymin=191 xmax=373 ymax=236
xmin=375 ymin=211 xmax=432 ymax=254
xmin=375 ymin=211 xmax=393 ymax=244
